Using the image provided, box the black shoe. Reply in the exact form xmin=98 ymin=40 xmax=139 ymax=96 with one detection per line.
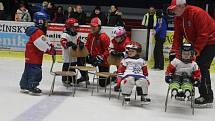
xmin=114 ymin=85 xmax=120 ymax=92
xmin=29 ymin=88 xmax=42 ymax=95
xmin=194 ymin=96 xmax=213 ymax=108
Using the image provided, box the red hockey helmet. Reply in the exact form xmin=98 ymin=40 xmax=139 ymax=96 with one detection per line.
xmin=90 ymin=17 xmax=101 ymax=27
xmin=126 ymin=41 xmax=142 ymax=53
xmin=65 ymin=18 xmax=78 ymax=28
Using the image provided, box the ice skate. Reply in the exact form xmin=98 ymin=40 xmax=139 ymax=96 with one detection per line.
xmin=171 ymin=89 xmax=178 ymax=98
xmin=29 ymin=88 xmax=42 ymax=96
xmin=184 ymin=90 xmax=191 ymax=102
xmin=194 ymin=96 xmax=213 ymax=108
xmin=141 ymin=95 xmax=151 ymax=105
xmin=122 ymin=94 xmax=131 ymax=106
xmin=20 ymin=87 xmax=29 ymax=94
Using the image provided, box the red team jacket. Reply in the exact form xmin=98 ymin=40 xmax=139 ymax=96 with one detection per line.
xmin=111 ymin=36 xmax=131 ymax=52
xmin=85 ymin=32 xmax=110 ymax=67
xmin=25 ymin=29 xmax=45 ymax=65
xmin=171 ymin=5 xmax=215 ymax=57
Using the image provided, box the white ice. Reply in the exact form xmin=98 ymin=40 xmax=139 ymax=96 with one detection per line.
xmin=0 ymin=58 xmax=215 ymax=121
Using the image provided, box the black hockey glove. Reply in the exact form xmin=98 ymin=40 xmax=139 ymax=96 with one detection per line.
xmin=165 ymin=75 xmax=173 ymax=84
xmin=86 ymin=55 xmax=95 ymax=64
xmin=169 ymin=51 xmax=176 ymax=62
xmin=79 ymin=41 xmax=85 ymax=50
xmin=66 ymin=41 xmax=77 ymax=50
xmin=92 ymin=55 xmax=104 ymax=66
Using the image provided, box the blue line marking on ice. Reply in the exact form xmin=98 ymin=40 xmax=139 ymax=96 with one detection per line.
xmin=12 ymin=95 xmax=68 ymax=121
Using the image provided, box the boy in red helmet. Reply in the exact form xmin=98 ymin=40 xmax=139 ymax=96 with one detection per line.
xmin=60 ymin=18 xmax=88 ymax=86
xmin=117 ymin=41 xmax=150 ymax=104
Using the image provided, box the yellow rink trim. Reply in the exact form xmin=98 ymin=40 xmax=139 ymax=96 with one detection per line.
xmin=0 ymin=51 xmax=63 ymax=62
xmin=0 ymin=50 xmax=215 ymax=73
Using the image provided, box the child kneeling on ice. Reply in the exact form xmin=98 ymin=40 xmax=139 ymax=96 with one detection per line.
xmin=116 ymin=41 xmax=150 ymax=103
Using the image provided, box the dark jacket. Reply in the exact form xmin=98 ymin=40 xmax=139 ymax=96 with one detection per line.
xmin=90 ymin=12 xmax=107 ymax=26
xmin=107 ymin=10 xmax=124 ymax=26
xmin=47 ymin=7 xmax=57 ymax=22
xmin=70 ymin=11 xmax=86 ymax=25
xmin=64 ymin=11 xmax=73 ymax=19
xmin=53 ymin=12 xmax=65 ymax=23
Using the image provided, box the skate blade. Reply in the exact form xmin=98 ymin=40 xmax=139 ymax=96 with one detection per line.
xmin=194 ymin=103 xmax=213 ymax=108
xmin=29 ymin=92 xmax=42 ymax=96
xmin=20 ymin=89 xmax=29 ymax=94
xmin=141 ymin=101 xmax=150 ymax=105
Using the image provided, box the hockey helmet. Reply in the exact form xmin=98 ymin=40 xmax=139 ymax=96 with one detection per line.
xmin=180 ymin=43 xmax=194 ymax=63
xmin=33 ymin=11 xmax=50 ymax=26
xmin=65 ymin=18 xmax=79 ymax=28
xmin=112 ymin=26 xmax=126 ymax=38
xmin=126 ymin=41 xmax=142 ymax=53
xmin=90 ymin=17 xmax=101 ymax=27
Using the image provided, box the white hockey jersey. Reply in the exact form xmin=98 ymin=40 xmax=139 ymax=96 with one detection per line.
xmin=166 ymin=58 xmax=201 ymax=78
xmin=60 ymin=32 xmax=78 ymax=63
xmin=117 ymin=57 xmax=148 ymax=79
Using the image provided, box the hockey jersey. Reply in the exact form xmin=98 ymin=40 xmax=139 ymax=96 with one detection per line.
xmin=117 ymin=57 xmax=148 ymax=79
xmin=25 ymin=27 xmax=52 ymax=64
xmin=60 ymin=32 xmax=79 ymax=63
xmin=166 ymin=58 xmax=201 ymax=80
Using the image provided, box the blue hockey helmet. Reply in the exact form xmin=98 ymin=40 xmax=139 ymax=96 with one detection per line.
xmin=33 ymin=11 xmax=50 ymax=26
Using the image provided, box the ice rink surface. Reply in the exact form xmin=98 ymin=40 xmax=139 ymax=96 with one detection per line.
xmin=0 ymin=58 xmax=214 ymax=121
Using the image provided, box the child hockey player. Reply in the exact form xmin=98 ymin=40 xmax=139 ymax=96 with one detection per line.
xmin=109 ymin=26 xmax=132 ymax=91
xmin=117 ymin=41 xmax=150 ymax=104
xmin=19 ymin=12 xmax=56 ymax=95
xmin=165 ymin=43 xmax=201 ymax=100
xmin=110 ymin=26 xmax=131 ymax=58
xmin=60 ymin=18 xmax=88 ymax=86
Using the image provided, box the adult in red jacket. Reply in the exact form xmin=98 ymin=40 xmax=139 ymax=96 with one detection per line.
xmin=19 ymin=12 xmax=56 ymax=95
xmin=110 ymin=26 xmax=131 ymax=58
xmin=85 ymin=17 xmax=110 ymax=87
xmin=168 ymin=0 xmax=215 ymax=107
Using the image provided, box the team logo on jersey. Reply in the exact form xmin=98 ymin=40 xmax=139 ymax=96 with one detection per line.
xmin=132 ymin=64 xmax=141 ymax=74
